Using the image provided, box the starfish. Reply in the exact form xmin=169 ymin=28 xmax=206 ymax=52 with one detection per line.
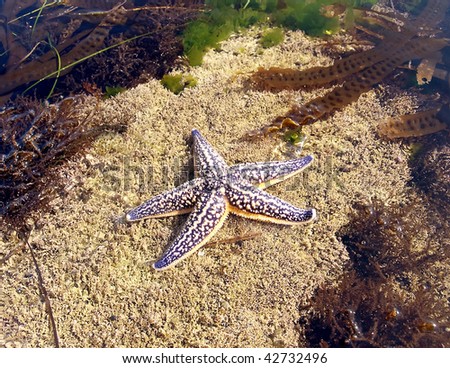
xmin=126 ymin=129 xmax=316 ymax=270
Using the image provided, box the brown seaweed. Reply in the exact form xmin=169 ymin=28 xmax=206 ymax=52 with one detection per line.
xmin=247 ymin=37 xmax=448 ymax=138
xmin=0 ymin=96 xmax=123 ymax=227
xmin=0 ymin=0 xmax=203 ymax=103
xmin=250 ymin=31 xmax=411 ymax=92
xmin=378 ymin=105 xmax=449 ymax=139
xmin=302 ymin=271 xmax=450 ymax=347
xmin=246 ymin=0 xmax=450 ymax=139
xmin=0 ymin=4 xmax=129 ymax=97
xmin=251 ymin=0 xmax=449 ymax=92
xmin=301 ymin=198 xmax=450 ymax=347
xmin=410 ymin=136 xmax=450 ymax=221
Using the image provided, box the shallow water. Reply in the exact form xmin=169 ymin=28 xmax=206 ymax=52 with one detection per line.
xmin=1 ymin=0 xmax=449 ymax=348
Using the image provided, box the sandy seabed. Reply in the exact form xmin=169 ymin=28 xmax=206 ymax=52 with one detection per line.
xmin=2 ymin=28 xmax=446 ymax=347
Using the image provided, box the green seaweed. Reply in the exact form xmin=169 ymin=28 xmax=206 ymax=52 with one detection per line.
xmin=183 ymin=1 xmax=264 ymax=65
xmin=182 ymin=0 xmax=378 ymax=65
xmin=161 ymin=74 xmax=197 ymax=95
xmin=104 ymin=86 xmax=126 ymax=99
xmin=260 ymin=28 xmax=285 ymax=48
xmin=273 ymin=0 xmax=378 ymax=36
xmin=283 ymin=129 xmax=305 ymax=145
xmin=273 ymin=1 xmax=339 ymax=36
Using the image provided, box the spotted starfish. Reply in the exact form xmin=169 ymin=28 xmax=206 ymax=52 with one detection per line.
xmin=126 ymin=129 xmax=316 ymax=270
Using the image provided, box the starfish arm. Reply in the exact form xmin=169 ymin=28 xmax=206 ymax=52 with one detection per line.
xmin=229 ymin=155 xmax=313 ymax=188
xmin=226 ymin=182 xmax=316 ymax=225
xmin=191 ymin=129 xmax=228 ymax=177
xmin=153 ymin=189 xmax=229 ymax=270
xmin=125 ymin=130 xmax=317 ymax=270
xmin=125 ymin=179 xmax=205 ymax=221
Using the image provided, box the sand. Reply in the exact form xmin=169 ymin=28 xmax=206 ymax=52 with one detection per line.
xmin=1 ymin=28 xmax=442 ymax=347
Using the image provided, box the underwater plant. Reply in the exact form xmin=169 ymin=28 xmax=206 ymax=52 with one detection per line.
xmin=0 ymin=96 xmax=124 ymax=227
xmin=302 ymin=271 xmax=450 ymax=347
xmin=182 ymin=0 xmax=378 ymax=65
xmin=259 ymin=28 xmax=285 ymax=48
xmin=0 ymin=0 xmax=204 ymax=103
xmin=245 ymin=0 xmax=450 ymax=139
xmin=182 ymin=0 xmax=265 ymax=65
xmin=104 ymin=86 xmax=127 ymax=99
xmin=301 ymin=197 xmax=450 ymax=347
xmin=409 ymin=135 xmax=450 ymax=222
xmin=338 ymin=198 xmax=441 ymax=280
xmin=378 ymin=106 xmax=449 ymax=139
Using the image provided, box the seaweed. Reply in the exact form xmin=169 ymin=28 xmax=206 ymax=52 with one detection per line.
xmin=182 ymin=1 xmax=264 ymax=65
xmin=0 ymin=96 xmax=124 ymax=228
xmin=302 ymin=271 xmax=450 ymax=347
xmin=378 ymin=106 xmax=449 ymax=139
xmin=409 ymin=134 xmax=450 ymax=221
xmin=395 ymin=0 xmax=428 ymax=16
xmin=104 ymin=85 xmax=127 ymax=99
xmin=338 ymin=199 xmax=438 ymax=281
xmin=161 ymin=73 xmax=197 ymax=95
xmin=272 ymin=0 xmax=340 ymax=36
xmin=0 ymin=0 xmax=204 ymax=103
xmin=245 ymin=0 xmax=450 ymax=139
xmin=301 ymin=198 xmax=450 ymax=347
xmin=260 ymin=27 xmax=285 ymax=48
xmin=272 ymin=0 xmax=378 ymax=36
xmin=182 ymin=0 xmax=378 ymax=65
xmin=1 ymin=3 xmax=129 ymax=99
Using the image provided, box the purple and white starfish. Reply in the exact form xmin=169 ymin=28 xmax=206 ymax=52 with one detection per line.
xmin=126 ymin=129 xmax=316 ymax=270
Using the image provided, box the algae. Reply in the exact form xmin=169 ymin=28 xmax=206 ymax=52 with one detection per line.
xmin=182 ymin=1 xmax=264 ymax=65
xmin=0 ymin=1 xmax=203 ymax=103
xmin=260 ymin=28 xmax=285 ymax=48
xmin=247 ymin=0 xmax=449 ymax=138
xmin=303 ymin=194 xmax=450 ymax=347
xmin=161 ymin=74 xmax=198 ymax=95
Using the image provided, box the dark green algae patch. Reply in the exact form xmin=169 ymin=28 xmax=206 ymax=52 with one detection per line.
xmin=259 ymin=28 xmax=285 ymax=49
